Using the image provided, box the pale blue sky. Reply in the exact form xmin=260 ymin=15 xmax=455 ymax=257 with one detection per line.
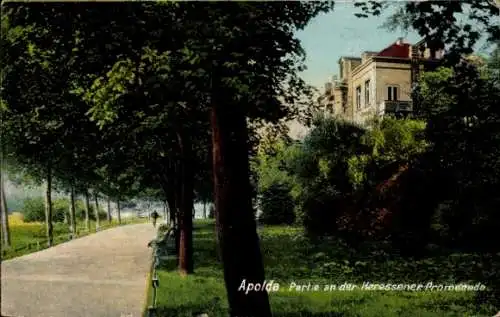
xmin=296 ymin=3 xmax=418 ymax=90
xmin=295 ymin=3 xmax=494 ymax=90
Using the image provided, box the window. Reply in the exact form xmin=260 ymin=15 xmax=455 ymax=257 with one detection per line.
xmin=364 ymin=80 xmax=371 ymax=106
xmin=387 ymin=86 xmax=399 ymax=101
xmin=342 ymin=90 xmax=348 ymax=114
xmin=356 ymin=86 xmax=361 ymax=109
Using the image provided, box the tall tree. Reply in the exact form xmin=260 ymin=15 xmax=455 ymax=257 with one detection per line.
xmin=84 ymin=190 xmax=91 ymax=231
xmin=116 ymin=200 xmax=121 ymax=225
xmin=107 ymin=197 xmax=112 ymax=223
xmin=69 ymin=183 xmax=77 ymax=238
xmin=0 ymin=173 xmax=11 ymax=248
xmin=197 ymin=4 xmax=333 ymax=315
xmin=94 ymin=192 xmax=100 ymax=231
xmin=45 ymin=163 xmax=54 ymax=246
xmin=1 ymin=5 xmax=98 ymax=244
xmin=0 ymin=124 xmax=10 ymax=247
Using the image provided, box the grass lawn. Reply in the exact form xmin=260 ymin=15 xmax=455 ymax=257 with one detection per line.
xmin=1 ymin=213 xmax=149 ymax=260
xmin=153 ymin=220 xmax=498 ymax=317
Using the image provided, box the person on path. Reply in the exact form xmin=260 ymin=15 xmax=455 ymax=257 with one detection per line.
xmin=151 ymin=210 xmax=159 ymax=228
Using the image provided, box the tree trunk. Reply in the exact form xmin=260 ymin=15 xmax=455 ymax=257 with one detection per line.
xmin=172 ymin=171 xmax=181 ymax=260
xmin=169 ymin=201 xmax=176 ymax=227
xmin=107 ymin=197 xmax=112 ymax=223
xmin=0 ymin=172 xmax=11 ymax=248
xmin=163 ymin=200 xmax=168 ymax=223
xmin=179 ymin=168 xmax=194 ymax=275
xmin=165 ymin=166 xmax=181 ymax=257
xmin=69 ymin=184 xmax=77 ymax=238
xmin=203 ymin=202 xmax=207 ymax=219
xmin=176 ymin=131 xmax=194 ymax=275
xmin=94 ymin=193 xmax=100 ymax=231
xmin=84 ymin=190 xmax=90 ymax=231
xmin=159 ymin=169 xmax=180 ymax=253
xmin=211 ymin=93 xmax=271 ymax=316
xmin=166 ymin=187 xmax=176 ymax=228
xmin=116 ymin=200 xmax=121 ymax=224
xmin=45 ymin=164 xmax=54 ymax=247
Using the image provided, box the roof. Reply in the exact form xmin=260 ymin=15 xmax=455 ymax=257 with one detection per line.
xmin=338 ymin=56 xmax=362 ymax=61
xmin=377 ymin=42 xmax=410 ymax=58
xmin=414 ymin=38 xmax=426 ymax=47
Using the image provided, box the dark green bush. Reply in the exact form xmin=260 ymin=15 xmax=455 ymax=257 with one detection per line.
xmin=21 ymin=197 xmax=45 ymax=222
xmin=52 ymin=198 xmax=68 ymax=223
xmin=24 ymin=197 xmax=107 ymax=223
xmin=259 ymin=182 xmax=295 ymax=225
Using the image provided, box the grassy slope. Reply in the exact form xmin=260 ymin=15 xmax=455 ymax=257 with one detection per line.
xmin=154 ymin=220 xmax=497 ymax=317
xmin=1 ymin=213 xmax=148 ymax=260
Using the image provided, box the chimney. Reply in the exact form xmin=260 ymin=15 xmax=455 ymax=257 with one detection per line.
xmin=396 ymin=37 xmax=404 ymax=45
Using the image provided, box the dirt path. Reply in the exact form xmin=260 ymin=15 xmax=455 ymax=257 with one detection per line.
xmin=1 ymin=223 xmax=156 ymax=317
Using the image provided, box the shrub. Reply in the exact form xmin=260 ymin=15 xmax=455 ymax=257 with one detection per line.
xmin=18 ymin=194 xmax=112 ymax=226
xmin=52 ymin=198 xmax=69 ymax=223
xmin=21 ymin=197 xmax=45 ymax=222
xmin=46 ymin=197 xmax=107 ymax=223
xmin=259 ymin=181 xmax=295 ymax=225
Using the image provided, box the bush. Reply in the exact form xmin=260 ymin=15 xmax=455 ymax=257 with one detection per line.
xmin=52 ymin=198 xmax=69 ymax=223
xmin=259 ymin=182 xmax=295 ymax=225
xmin=25 ymin=197 xmax=107 ymax=223
xmin=21 ymin=197 xmax=45 ymax=222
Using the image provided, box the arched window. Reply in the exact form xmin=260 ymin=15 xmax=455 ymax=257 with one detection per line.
xmin=365 ymin=80 xmax=371 ymax=106
xmin=356 ymin=86 xmax=362 ymax=109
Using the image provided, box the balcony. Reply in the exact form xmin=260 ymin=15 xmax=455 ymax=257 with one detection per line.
xmin=379 ymin=100 xmax=413 ymax=115
xmin=333 ymin=79 xmax=347 ymax=87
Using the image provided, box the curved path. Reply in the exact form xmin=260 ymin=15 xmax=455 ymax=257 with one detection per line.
xmin=1 ymin=223 xmax=156 ymax=317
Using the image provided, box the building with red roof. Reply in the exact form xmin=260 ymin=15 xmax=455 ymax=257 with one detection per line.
xmin=318 ymin=38 xmax=444 ymax=126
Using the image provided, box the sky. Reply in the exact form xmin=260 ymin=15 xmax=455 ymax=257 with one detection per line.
xmin=295 ymin=3 xmax=495 ymax=91
xmin=295 ymin=3 xmax=419 ymax=90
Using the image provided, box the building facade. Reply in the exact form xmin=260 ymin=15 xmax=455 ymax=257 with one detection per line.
xmin=318 ymin=38 xmax=444 ymax=126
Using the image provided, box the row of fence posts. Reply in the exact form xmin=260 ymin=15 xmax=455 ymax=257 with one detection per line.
xmin=147 ymin=226 xmax=176 ymax=317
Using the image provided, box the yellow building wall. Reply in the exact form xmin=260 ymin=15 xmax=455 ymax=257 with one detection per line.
xmin=341 ymin=58 xmax=416 ymax=122
xmin=374 ymin=61 xmax=412 ymax=105
xmin=333 ymin=88 xmax=344 ymax=115
xmin=350 ymin=62 xmax=377 ymax=124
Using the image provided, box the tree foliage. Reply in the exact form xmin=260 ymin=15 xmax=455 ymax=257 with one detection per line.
xmin=355 ymin=1 xmax=500 ymax=65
